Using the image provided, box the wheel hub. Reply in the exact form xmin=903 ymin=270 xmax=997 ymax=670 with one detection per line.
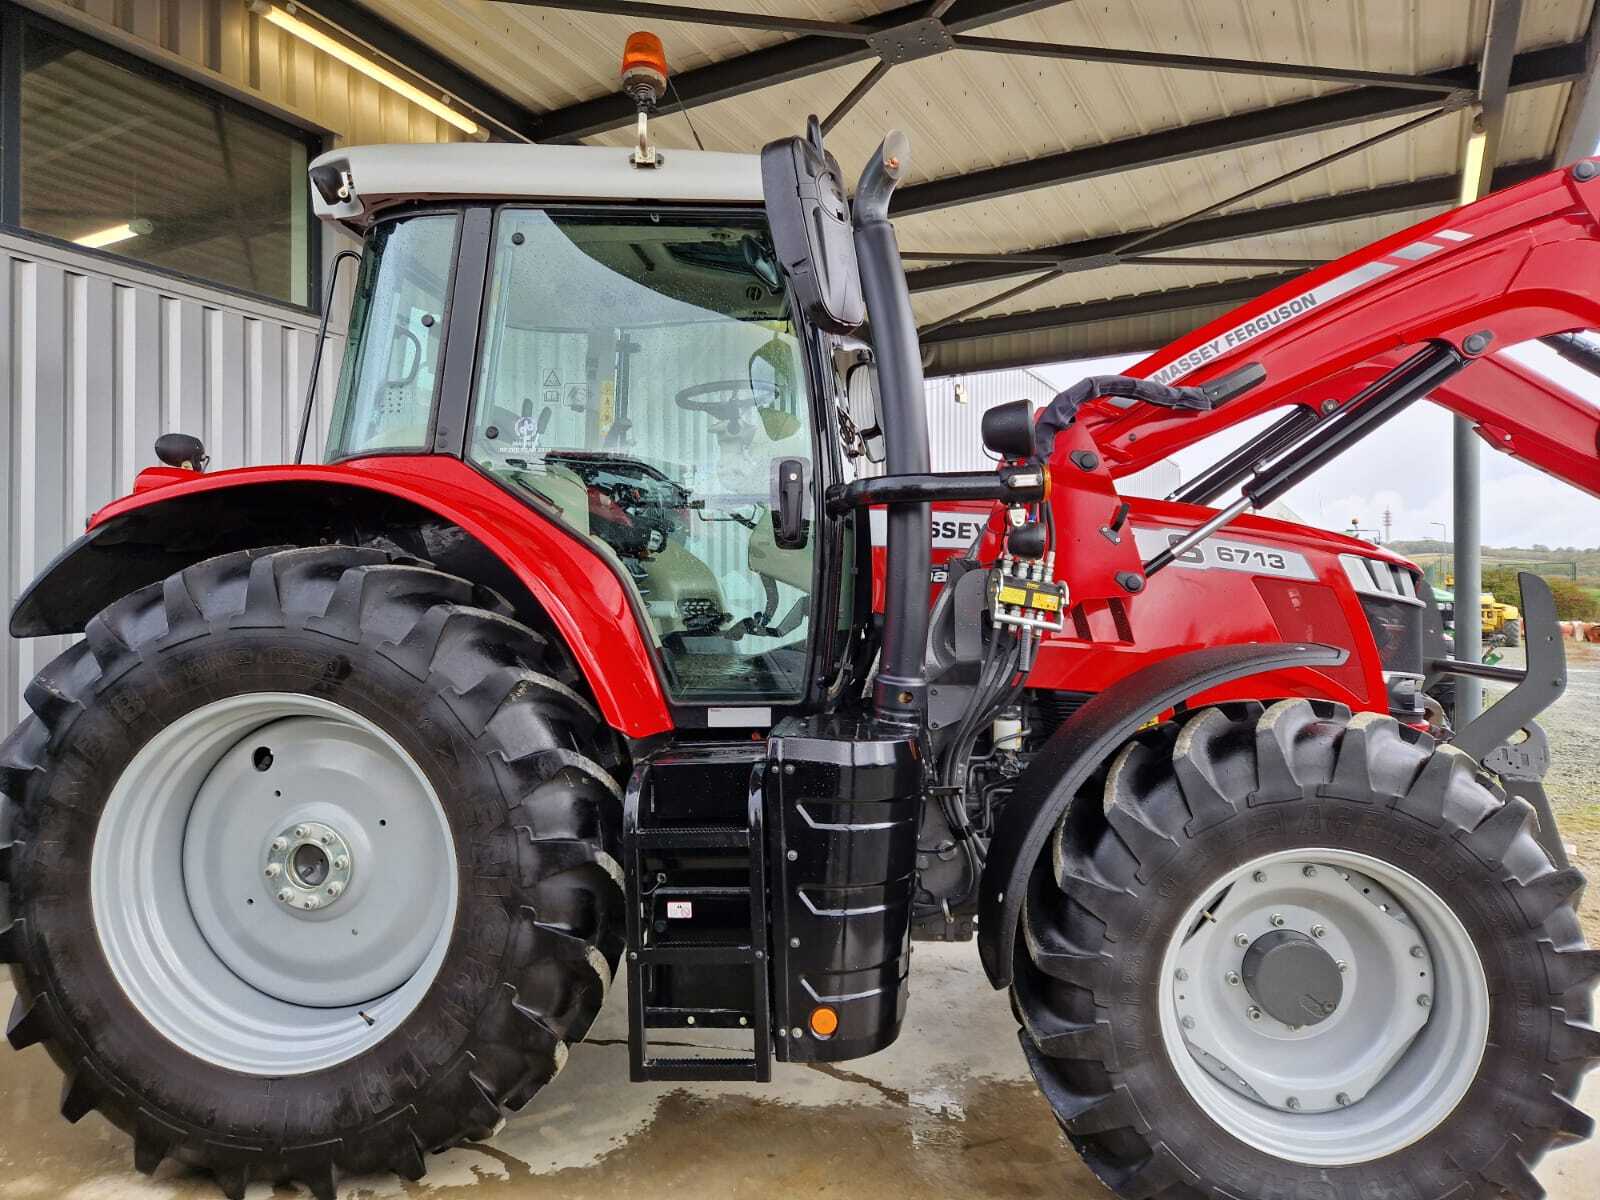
xmin=264 ymin=821 xmax=354 ymax=912
xmin=1158 ymin=848 xmax=1487 ymax=1165
xmin=1241 ymin=929 xmax=1342 ymax=1027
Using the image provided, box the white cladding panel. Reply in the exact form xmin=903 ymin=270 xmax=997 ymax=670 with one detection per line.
xmin=0 ymin=233 xmax=343 ymax=729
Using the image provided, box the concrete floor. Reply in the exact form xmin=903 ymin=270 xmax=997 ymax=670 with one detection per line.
xmin=1 ymin=943 xmax=1596 ymax=1200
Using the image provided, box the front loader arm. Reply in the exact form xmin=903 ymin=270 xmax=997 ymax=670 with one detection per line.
xmin=1080 ymin=160 xmax=1600 ymax=496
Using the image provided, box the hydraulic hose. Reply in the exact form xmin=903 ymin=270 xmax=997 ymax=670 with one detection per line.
xmin=855 ymin=131 xmax=933 ymax=729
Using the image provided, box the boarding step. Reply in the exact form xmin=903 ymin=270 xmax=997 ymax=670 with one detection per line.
xmin=623 ymin=745 xmax=772 ymax=1083
xmin=634 ymin=1056 xmax=763 ymax=1082
xmin=633 ymin=824 xmax=750 ymax=850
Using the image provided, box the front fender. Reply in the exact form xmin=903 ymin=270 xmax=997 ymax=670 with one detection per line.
xmin=976 ymin=640 xmax=1347 ymax=988
xmin=10 ymin=457 xmax=675 ymax=738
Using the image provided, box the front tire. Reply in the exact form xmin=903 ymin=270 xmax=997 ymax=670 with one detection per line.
xmin=1014 ymin=700 xmax=1600 ymax=1200
xmin=0 ymin=547 xmax=625 ymax=1198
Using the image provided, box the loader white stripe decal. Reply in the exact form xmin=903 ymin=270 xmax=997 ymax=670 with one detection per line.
xmin=1390 ymin=240 xmax=1443 ymax=260
xmin=1149 ymin=260 xmax=1397 ymax=386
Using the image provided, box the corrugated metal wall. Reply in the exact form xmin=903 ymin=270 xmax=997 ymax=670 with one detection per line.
xmin=0 ymin=232 xmax=346 ymax=728
xmin=2 ymin=0 xmax=462 ymax=729
xmin=850 ymin=365 xmax=1063 ymax=480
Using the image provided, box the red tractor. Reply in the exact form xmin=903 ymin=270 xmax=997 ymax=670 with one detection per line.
xmin=3 ymin=98 xmax=1598 ymax=1200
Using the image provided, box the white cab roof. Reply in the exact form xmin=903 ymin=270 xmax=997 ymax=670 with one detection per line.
xmin=310 ymin=142 xmax=763 ymax=230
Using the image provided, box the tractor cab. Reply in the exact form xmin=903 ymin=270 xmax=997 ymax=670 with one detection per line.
xmin=313 ymin=141 xmax=877 ymax=722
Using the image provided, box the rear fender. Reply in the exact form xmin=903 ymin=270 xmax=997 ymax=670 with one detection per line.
xmin=9 ymin=459 xmax=674 ymax=737
xmin=976 ymin=640 xmax=1347 ymax=987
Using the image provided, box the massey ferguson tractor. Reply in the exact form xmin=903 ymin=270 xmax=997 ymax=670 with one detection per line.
xmin=4 ymin=53 xmax=1600 ymax=1200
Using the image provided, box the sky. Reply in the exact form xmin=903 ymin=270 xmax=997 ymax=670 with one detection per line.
xmin=1033 ymin=344 xmax=1600 ymax=550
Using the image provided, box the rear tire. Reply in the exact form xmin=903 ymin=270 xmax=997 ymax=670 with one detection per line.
xmin=1013 ymin=699 xmax=1600 ymax=1200
xmin=0 ymin=547 xmax=625 ymax=1198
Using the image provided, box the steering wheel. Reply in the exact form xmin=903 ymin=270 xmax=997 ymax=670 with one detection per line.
xmin=673 ymin=380 xmax=779 ymax=425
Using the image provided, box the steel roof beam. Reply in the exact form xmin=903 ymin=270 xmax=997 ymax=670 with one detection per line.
xmin=1556 ymin=0 xmax=1600 ymax=161
xmin=919 ymin=272 xmax=1307 ymax=344
xmin=890 ymin=39 xmax=1585 ymax=216
xmin=530 ymin=0 xmax=1066 ymax=142
xmin=952 ymin=34 xmax=1461 ymax=93
xmin=904 ymin=159 xmax=1548 ymax=292
xmin=1464 ymin=0 xmax=1524 ymax=199
xmin=494 ymin=1 xmax=876 ymax=39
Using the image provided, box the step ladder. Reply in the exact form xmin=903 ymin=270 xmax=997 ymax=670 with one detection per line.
xmin=623 ymin=752 xmax=772 ymax=1082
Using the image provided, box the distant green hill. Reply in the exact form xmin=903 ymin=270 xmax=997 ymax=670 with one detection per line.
xmin=1388 ymin=540 xmax=1600 ymax=579
xmin=1386 ymin=541 xmax=1600 ymax=619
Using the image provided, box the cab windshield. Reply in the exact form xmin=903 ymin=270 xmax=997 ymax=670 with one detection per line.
xmin=468 ymin=208 xmax=815 ymax=705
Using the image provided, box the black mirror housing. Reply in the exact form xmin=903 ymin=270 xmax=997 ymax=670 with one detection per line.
xmin=761 ymin=119 xmax=866 ymax=334
xmin=154 ymin=432 xmax=207 ymax=471
xmin=846 ymin=360 xmax=887 ymax=463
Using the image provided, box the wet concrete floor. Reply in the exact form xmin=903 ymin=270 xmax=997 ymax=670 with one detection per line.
xmin=1 ymin=943 xmax=1596 ymax=1199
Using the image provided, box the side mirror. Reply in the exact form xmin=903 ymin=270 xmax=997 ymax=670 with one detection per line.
xmin=750 ymin=337 xmax=797 ymax=405
xmin=154 ymin=432 xmax=207 ymax=472
xmin=847 ymin=362 xmax=887 ymax=463
xmin=760 ymin=118 xmax=865 ymax=334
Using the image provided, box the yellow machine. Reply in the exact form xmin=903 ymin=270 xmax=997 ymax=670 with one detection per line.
xmin=1482 ymin=593 xmax=1522 ymax=644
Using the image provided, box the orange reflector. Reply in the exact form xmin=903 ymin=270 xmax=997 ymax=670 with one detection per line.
xmin=809 ymin=1006 xmax=839 ymax=1038
xmin=621 ymin=31 xmax=668 ymax=83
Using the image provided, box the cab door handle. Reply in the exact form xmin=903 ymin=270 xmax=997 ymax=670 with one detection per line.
xmin=774 ymin=458 xmax=809 ymax=549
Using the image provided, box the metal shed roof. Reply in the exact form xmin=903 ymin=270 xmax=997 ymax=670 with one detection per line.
xmin=308 ymin=0 xmax=1597 ymax=373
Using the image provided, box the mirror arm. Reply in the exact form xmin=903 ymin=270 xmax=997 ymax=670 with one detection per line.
xmin=825 ymin=466 xmax=1045 ymax=515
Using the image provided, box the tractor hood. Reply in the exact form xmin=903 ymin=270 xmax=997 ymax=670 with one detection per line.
xmin=309 ymin=142 xmax=763 ymax=231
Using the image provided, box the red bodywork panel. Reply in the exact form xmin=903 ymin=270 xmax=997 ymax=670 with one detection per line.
xmin=94 ymin=456 xmax=675 ymax=738
xmin=879 ymin=496 xmax=1397 ymax=713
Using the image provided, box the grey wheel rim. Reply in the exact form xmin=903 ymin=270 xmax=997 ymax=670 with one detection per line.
xmin=92 ymin=693 xmax=458 ymax=1075
xmin=1158 ymin=848 xmax=1489 ymax=1165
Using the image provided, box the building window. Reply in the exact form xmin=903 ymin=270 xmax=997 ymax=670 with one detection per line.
xmin=0 ymin=8 xmax=320 ymax=308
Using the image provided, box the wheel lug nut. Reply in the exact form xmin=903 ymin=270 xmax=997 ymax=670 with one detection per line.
xmin=271 ymin=837 xmax=288 ymax=852
xmin=264 ymin=863 xmax=280 ymax=878
xmin=1234 ymin=933 xmax=1250 ymax=948
xmin=302 ymin=896 xmax=320 ymax=910
xmin=321 ymin=833 xmax=335 ymax=846
xmin=1269 ymin=913 xmax=1286 ymax=927
xmin=333 ymin=857 xmax=348 ymax=870
xmin=1310 ymin=924 xmax=1326 ymax=938
xmin=1252 ymin=871 xmax=1267 ymax=883
xmin=1285 ymin=1096 xmax=1301 ymax=1110
xmin=1174 ymin=968 xmax=1189 ymax=981
xmin=1336 ymin=1092 xmax=1352 ymax=1107
xmin=276 ymin=888 xmax=293 ymax=902
xmin=1247 ymin=1006 xmax=1262 ymax=1022
xmin=326 ymin=882 xmax=343 ymax=897
xmin=1225 ymin=971 xmax=1240 ymax=986
xmin=1302 ymin=865 xmax=1317 ymax=878
xmin=1417 ymin=993 xmax=1431 ymax=1008
xmin=1410 ymin=945 xmax=1425 ymax=959
xmin=1181 ymin=1016 xmax=1195 ymax=1030
xmin=1337 ymin=960 xmax=1348 ymax=973
xmin=293 ymin=825 xmax=307 ymax=839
